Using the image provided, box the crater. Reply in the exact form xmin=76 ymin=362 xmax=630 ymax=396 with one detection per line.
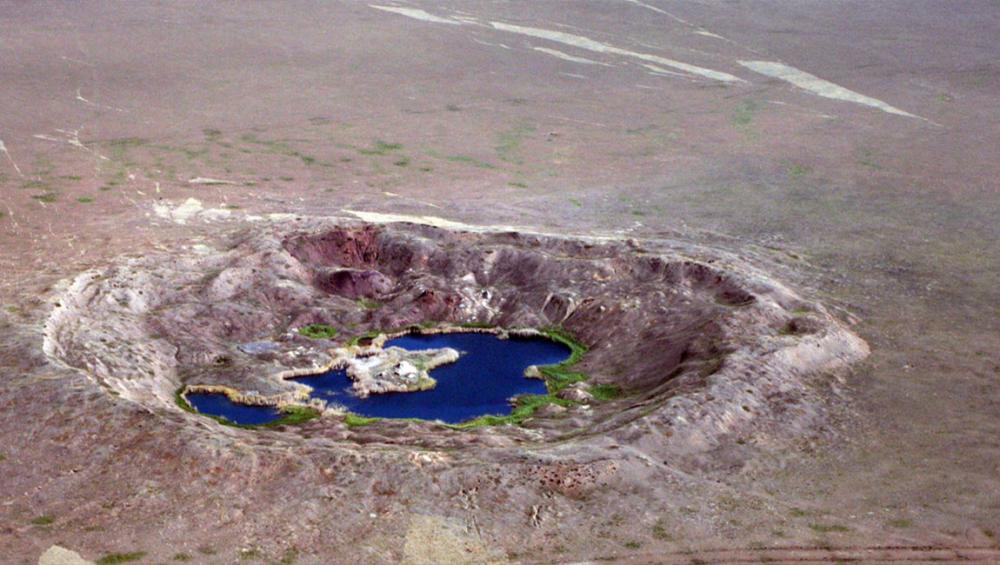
xmin=43 ymin=220 xmax=868 ymax=452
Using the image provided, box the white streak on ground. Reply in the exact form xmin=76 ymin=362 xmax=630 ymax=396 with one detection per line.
xmin=343 ymin=210 xmax=627 ymax=242
xmin=642 ymin=63 xmax=695 ymax=78
xmin=766 ymin=100 xmax=835 ymax=120
xmin=623 ymin=1 xmax=764 ymax=55
xmin=622 ymin=0 xmax=686 ymax=23
xmin=739 ymin=60 xmax=929 ymax=121
xmin=0 ymin=139 xmax=24 ymax=177
xmin=60 ymin=55 xmax=94 ymax=67
xmin=559 ymin=72 xmax=589 ymax=80
xmin=533 ymin=46 xmax=611 ymax=66
xmin=34 ymin=129 xmax=110 ymax=160
xmin=694 ymin=30 xmax=726 ymax=40
xmin=490 ymin=21 xmax=744 ymax=83
xmin=366 ymin=4 xmax=744 ymax=83
xmin=188 ymin=177 xmax=236 ymax=185
xmin=471 ymin=38 xmax=510 ymax=49
xmin=370 ymin=5 xmax=461 ymax=25
xmin=75 ymin=88 xmax=125 ymax=112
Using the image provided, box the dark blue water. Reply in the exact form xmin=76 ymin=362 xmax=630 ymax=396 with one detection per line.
xmin=186 ymin=332 xmax=570 ymax=425
xmin=185 ymin=392 xmax=283 ymax=425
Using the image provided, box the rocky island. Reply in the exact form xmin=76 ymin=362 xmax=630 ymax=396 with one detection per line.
xmin=333 ymin=344 xmax=460 ymax=397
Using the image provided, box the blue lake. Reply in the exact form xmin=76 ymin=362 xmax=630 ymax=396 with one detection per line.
xmin=186 ymin=392 xmax=283 ymax=426
xmin=185 ymin=332 xmax=570 ymax=425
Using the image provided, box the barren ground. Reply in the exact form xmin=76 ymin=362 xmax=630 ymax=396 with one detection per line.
xmin=0 ymin=1 xmax=997 ymax=563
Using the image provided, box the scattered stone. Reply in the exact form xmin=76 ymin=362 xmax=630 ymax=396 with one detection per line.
xmin=238 ymin=341 xmax=281 ymax=354
xmin=38 ymin=546 xmax=93 ymax=565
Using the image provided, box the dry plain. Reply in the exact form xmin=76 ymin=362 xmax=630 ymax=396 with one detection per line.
xmin=0 ymin=1 xmax=998 ymax=563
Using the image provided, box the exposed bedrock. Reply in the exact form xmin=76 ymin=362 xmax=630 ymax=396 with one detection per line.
xmin=43 ymin=220 xmax=868 ymax=460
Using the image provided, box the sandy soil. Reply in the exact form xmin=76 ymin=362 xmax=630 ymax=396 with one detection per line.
xmin=0 ymin=1 xmax=997 ymax=563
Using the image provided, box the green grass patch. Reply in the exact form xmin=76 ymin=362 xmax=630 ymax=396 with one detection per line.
xmin=31 ymin=192 xmax=58 ymax=203
xmin=347 ymin=329 xmax=382 ymax=346
xmin=888 ymin=518 xmax=913 ymax=528
xmin=459 ymin=321 xmax=494 ymax=329
xmin=279 ymin=548 xmax=299 ymax=564
xmin=788 ymin=163 xmax=812 ymax=178
xmin=357 ymin=298 xmax=382 ymax=310
xmin=77 ymin=196 xmax=94 ymax=203
xmin=808 ymin=523 xmax=851 ymax=533
xmin=30 ymin=515 xmax=55 ymax=526
xmin=298 ymin=323 xmax=338 ymax=339
xmin=59 ymin=175 xmax=83 ymax=181
xmin=858 ymin=149 xmax=881 ymax=170
xmin=358 ymin=140 xmax=403 ymax=156
xmin=393 ymin=157 xmax=410 ymax=167
xmin=508 ymin=181 xmax=528 ymax=188
xmin=652 ymin=519 xmax=672 ymax=541
xmin=95 ymin=551 xmax=147 ymax=565
xmin=535 ymin=325 xmax=590 ymax=392
xmin=494 ymin=122 xmax=535 ymax=164
xmin=444 ymin=154 xmax=495 ymax=169
xmin=732 ymin=100 xmax=758 ymax=127
xmin=589 ymin=384 xmax=622 ymax=401
xmin=344 ymin=414 xmax=380 ymax=427
xmin=269 ymin=406 xmax=321 ymax=427
xmin=172 ymin=553 xmax=192 ymax=562
xmin=174 ymin=389 xmax=197 ymax=413
xmin=451 ymin=393 xmax=575 ymax=429
xmin=107 ymin=137 xmax=148 ymax=149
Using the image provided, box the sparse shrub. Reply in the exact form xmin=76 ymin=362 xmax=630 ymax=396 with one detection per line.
xmin=95 ymin=551 xmax=146 ymax=565
xmin=31 ymin=192 xmax=58 ymax=203
xmin=888 ymin=518 xmax=913 ymax=528
xmin=298 ymin=324 xmax=338 ymax=339
xmin=589 ymin=384 xmax=622 ymax=401
xmin=808 ymin=523 xmax=850 ymax=533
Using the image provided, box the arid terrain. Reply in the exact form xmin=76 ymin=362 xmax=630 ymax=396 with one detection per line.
xmin=1 ymin=1 xmax=997 ymax=563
